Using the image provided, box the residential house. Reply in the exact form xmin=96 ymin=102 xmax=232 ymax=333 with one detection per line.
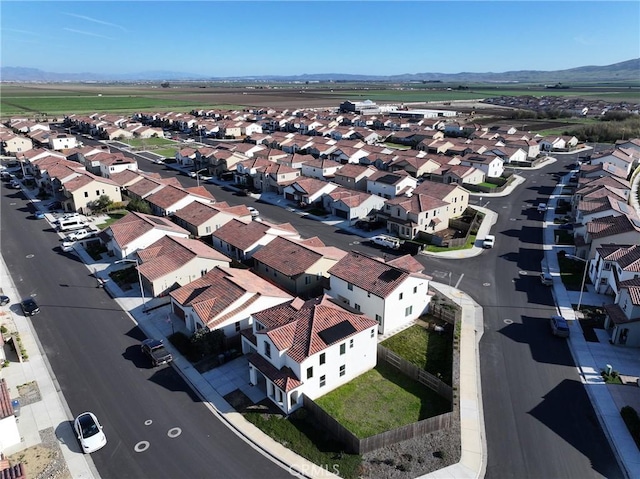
xmin=49 ymin=133 xmax=78 ymax=151
xmin=211 ymin=219 xmax=301 ymax=261
xmin=172 ymin=201 xmax=252 ymax=238
xmin=366 ymin=170 xmax=417 ymax=199
xmin=327 ymin=251 xmax=432 ymax=335
xmin=136 ymin=235 xmax=232 ymax=297
xmin=603 ymin=278 xmax=640 ymax=346
xmin=169 ymin=266 xmax=292 ymax=336
xmin=458 ymin=154 xmax=504 ymax=178
xmin=590 ymin=148 xmax=638 ymax=178
xmin=100 ymin=211 xmax=190 ymax=259
xmin=254 ymin=162 xmax=301 ymax=194
xmin=592 ymin=244 xmax=640 ymax=296
xmin=98 ymin=154 xmax=138 ymax=178
xmin=301 ymin=159 xmax=343 ymax=180
xmin=144 ymin=184 xmax=215 ymax=217
xmin=243 ymin=295 xmax=378 ymax=414
xmin=283 ymin=178 xmax=338 ymax=207
xmin=56 ymin=170 xmax=123 ymax=213
xmin=575 ymin=214 xmax=640 ymax=260
xmin=0 ymin=378 xmax=21 ymax=450
xmin=389 ymin=154 xmax=441 ymax=179
xmin=322 ymin=187 xmax=386 ymax=222
xmin=332 ymin=163 xmax=376 ymax=191
xmin=1 ymin=133 xmax=33 ymax=155
xmin=252 ymin=236 xmax=347 ymax=298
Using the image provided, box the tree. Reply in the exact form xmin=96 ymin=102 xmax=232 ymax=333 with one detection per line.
xmin=88 ymin=195 xmax=113 ymax=213
xmin=126 ymin=197 xmax=152 ymax=214
xmin=161 ymin=82 xmax=170 ymax=88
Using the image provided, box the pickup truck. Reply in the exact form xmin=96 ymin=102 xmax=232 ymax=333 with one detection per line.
xmin=141 ymin=338 xmax=173 ymax=367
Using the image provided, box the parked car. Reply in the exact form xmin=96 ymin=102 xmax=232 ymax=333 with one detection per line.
xmin=34 ymin=211 xmax=46 ymax=219
xmin=0 ymin=295 xmax=10 ymax=306
xmin=73 ymin=412 xmax=107 ymax=454
xmin=64 ymin=229 xmax=95 ymax=242
xmin=550 ymin=315 xmax=570 ymax=338
xmin=247 ymin=206 xmax=260 ymax=217
xmin=141 ymin=338 xmax=173 ymax=367
xmin=537 ymin=203 xmax=548 ymax=213
xmin=47 ymin=201 xmax=63 ymax=211
xmin=482 ymin=235 xmax=495 ymax=249
xmin=9 ymin=180 xmax=20 ymax=189
xmin=20 ymin=298 xmax=40 ymax=316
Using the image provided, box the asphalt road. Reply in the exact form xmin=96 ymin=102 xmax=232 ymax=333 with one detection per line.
xmin=0 ymin=186 xmax=291 ymax=478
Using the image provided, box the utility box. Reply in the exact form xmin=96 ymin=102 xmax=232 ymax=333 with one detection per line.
xmin=11 ymin=399 xmax=20 ymax=417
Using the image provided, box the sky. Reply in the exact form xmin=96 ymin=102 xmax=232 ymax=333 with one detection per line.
xmin=1 ymin=1 xmax=639 ymax=77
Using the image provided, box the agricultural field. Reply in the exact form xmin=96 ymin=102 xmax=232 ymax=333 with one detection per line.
xmin=1 ymin=81 xmax=638 ymax=119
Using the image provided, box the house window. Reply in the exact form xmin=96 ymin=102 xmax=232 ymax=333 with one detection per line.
xmin=375 ymin=314 xmax=382 ymax=324
xmin=349 ymin=338 xmax=354 ymax=349
xmin=84 ymin=191 xmax=89 ymax=198
xmin=340 ymin=343 xmax=346 ymax=355
xmin=354 ymin=303 xmax=361 ymax=311
xmin=307 ymin=367 xmax=313 ymax=379
xmin=413 ymin=286 xmax=418 ymax=294
xmin=205 ymin=226 xmax=211 ymax=233
xmin=405 ymin=306 xmax=413 ymax=316
xmin=96 ymin=190 xmax=100 ymax=196
xmin=320 ymin=353 xmax=325 ymax=365
xmin=339 ymin=365 xmax=346 ymax=377
xmin=320 ymin=375 xmax=326 ymax=388
xmin=399 ymin=292 xmax=403 ymax=300
xmin=347 ymin=282 xmax=353 ymax=291
xmin=264 ymin=342 xmax=271 ymax=358
xmin=305 ymin=276 xmax=311 ymax=285
xmin=371 ymin=328 xmax=375 ymax=338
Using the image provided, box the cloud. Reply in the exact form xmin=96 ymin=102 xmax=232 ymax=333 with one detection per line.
xmin=63 ymin=13 xmax=127 ymax=31
xmin=2 ymin=28 xmax=43 ymax=36
xmin=63 ymin=28 xmax=116 ymax=40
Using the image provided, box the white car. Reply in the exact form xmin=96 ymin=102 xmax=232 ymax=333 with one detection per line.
xmin=64 ymin=229 xmax=93 ymax=241
xmin=247 ymin=206 xmax=260 ymax=217
xmin=483 ymin=235 xmax=495 ymax=249
xmin=537 ymin=203 xmax=548 ymax=213
xmin=73 ymin=412 xmax=107 ymax=453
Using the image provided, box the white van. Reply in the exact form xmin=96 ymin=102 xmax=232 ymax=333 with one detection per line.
xmin=58 ymin=217 xmax=89 ymax=232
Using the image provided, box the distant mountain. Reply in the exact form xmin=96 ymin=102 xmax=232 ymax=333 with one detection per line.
xmin=1 ymin=59 xmax=638 ymax=83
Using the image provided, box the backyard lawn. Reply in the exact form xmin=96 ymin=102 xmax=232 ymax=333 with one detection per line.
xmin=425 ymin=234 xmax=477 ymax=253
xmin=120 ymin=137 xmax=174 ymax=148
xmin=315 ymin=362 xmax=451 ymax=438
xmin=381 ymin=323 xmax=453 ymax=385
xmin=95 ymin=211 xmax=128 ymax=229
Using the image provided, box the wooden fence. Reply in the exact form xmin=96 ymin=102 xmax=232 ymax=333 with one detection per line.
xmin=377 ymin=345 xmax=453 ymax=401
xmin=303 ymin=395 xmax=454 ymax=455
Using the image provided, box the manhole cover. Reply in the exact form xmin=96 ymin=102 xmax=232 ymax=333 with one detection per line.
xmin=483 ymin=282 xmax=491 ymax=287
xmin=26 ymin=254 xmax=34 ymax=259
xmin=144 ymin=419 xmax=153 ymax=426
xmin=134 ymin=441 xmax=150 ymax=453
xmin=504 ymin=319 xmax=514 ymax=324
xmin=167 ymin=427 xmax=182 ymax=438
xmin=519 ymin=271 xmax=527 ymax=275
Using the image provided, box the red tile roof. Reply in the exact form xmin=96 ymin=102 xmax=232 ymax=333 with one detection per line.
xmin=328 ymin=251 xmax=428 ymax=298
xmin=106 ymin=211 xmax=189 ymax=248
xmin=253 ymin=295 xmax=377 ymax=363
xmin=170 ymin=267 xmax=290 ymax=329
xmin=248 ymin=353 xmax=302 ymax=392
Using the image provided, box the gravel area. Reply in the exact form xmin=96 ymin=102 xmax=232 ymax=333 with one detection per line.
xmin=38 ymin=427 xmax=71 ymax=479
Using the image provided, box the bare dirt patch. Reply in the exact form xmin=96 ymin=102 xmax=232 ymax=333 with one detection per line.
xmin=7 ymin=428 xmax=71 ymax=479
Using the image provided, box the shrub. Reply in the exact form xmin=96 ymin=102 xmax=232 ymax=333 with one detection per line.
xmin=621 ymin=406 xmax=640 ymax=450
xmin=168 ymin=332 xmax=190 ymax=355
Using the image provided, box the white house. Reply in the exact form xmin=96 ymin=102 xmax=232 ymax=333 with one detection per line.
xmin=458 ymin=155 xmax=504 ymax=178
xmin=243 ymin=295 xmax=378 ymax=414
xmin=327 ymin=251 xmax=432 ymax=335
xmin=366 ymin=170 xmax=417 ymax=199
xmin=604 ymin=278 xmax=640 ymax=347
xmin=592 ymin=244 xmax=640 ymax=296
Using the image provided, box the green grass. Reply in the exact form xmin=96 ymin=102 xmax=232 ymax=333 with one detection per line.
xmin=425 ymin=234 xmax=477 ymax=253
xmin=381 ymin=324 xmax=453 ymax=385
xmin=315 ymin=362 xmax=451 ymax=438
xmin=477 ymin=182 xmax=498 ymax=189
xmin=95 ymin=211 xmax=128 ymax=229
xmin=153 ymin=147 xmax=179 ymax=158
xmin=244 ymin=410 xmax=362 ymax=479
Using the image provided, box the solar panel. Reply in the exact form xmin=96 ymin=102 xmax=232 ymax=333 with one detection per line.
xmin=318 ymin=320 xmax=357 ymax=346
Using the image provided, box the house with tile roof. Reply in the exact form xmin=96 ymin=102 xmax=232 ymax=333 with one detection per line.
xmin=100 ymin=211 xmax=190 ymax=259
xmin=242 ymin=295 xmax=378 ymax=414
xmin=574 ymin=190 xmax=636 ymax=226
xmin=283 ymin=177 xmax=339 ymax=207
xmin=578 ymin=161 xmax=629 ymax=181
xmin=144 ymin=184 xmax=215 ymax=216
xmin=332 ymin=163 xmax=376 ymax=191
xmin=136 ymin=235 xmax=232 ymax=297
xmin=211 ymin=219 xmax=301 ymax=261
xmin=366 ymin=170 xmax=417 ymax=199
xmin=381 ymin=181 xmax=469 ymax=239
xmin=327 ymin=251 xmax=432 ymax=335
xmin=172 ymin=201 xmax=252 ymax=237
xmin=590 ymin=147 xmax=639 ymax=178
xmin=322 ymin=187 xmax=386 ymax=222
xmin=0 ymin=378 xmax=21 ymax=450
xmin=1 ymin=132 xmax=33 ymax=155
xmin=300 ymin=158 xmax=344 ymax=180
xmin=169 ymin=266 xmax=292 ymax=336
xmin=252 ymin=236 xmax=348 ymax=298
xmin=388 ymin=154 xmax=442 ymax=179
xmin=592 ymin=244 xmax=640 ymax=296
xmin=59 ymin=170 xmax=123 ymax=213
xmin=98 ymin=154 xmax=138 ymax=178
xmin=437 ymin=164 xmax=486 ymax=186
xmin=575 ymin=214 xmax=640 ymax=260
xmin=254 ymin=161 xmax=301 ymax=194
xmin=458 ymin=154 xmax=504 ymax=178
xmin=603 ymin=278 xmax=640 ymax=347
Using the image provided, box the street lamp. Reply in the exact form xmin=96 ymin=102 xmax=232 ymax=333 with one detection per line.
xmin=195 ymin=168 xmax=207 ymax=187
xmin=115 ymin=258 xmax=146 ymax=312
xmin=566 ymin=254 xmax=588 ymax=313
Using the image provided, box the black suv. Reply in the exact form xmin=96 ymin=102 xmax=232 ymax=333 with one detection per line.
xmin=20 ymin=298 xmax=40 ymax=316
